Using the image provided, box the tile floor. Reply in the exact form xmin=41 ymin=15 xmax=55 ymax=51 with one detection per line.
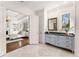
xmin=3 ymin=44 xmax=76 ymax=57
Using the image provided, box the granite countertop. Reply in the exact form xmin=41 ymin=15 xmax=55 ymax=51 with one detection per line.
xmin=45 ymin=31 xmax=75 ymax=37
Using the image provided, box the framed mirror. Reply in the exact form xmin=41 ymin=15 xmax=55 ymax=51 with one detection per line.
xmin=48 ymin=17 xmax=57 ymax=31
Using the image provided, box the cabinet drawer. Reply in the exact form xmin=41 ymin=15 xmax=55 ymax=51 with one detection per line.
xmin=66 ymin=40 xmax=71 ymax=45
xmin=7 ymin=41 xmax=20 ymax=53
xmin=67 ymin=36 xmax=74 ymax=40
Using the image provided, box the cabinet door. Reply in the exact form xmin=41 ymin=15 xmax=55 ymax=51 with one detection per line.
xmin=55 ymin=35 xmax=61 ymax=46
xmin=49 ymin=35 xmax=55 ymax=44
xmin=69 ymin=37 xmax=74 ymax=50
xmin=58 ymin=36 xmax=66 ymax=48
xmin=45 ymin=34 xmax=52 ymax=43
xmin=7 ymin=41 xmax=20 ymax=53
xmin=65 ymin=39 xmax=72 ymax=49
xmin=21 ymin=38 xmax=29 ymax=47
xmin=65 ymin=37 xmax=74 ymax=50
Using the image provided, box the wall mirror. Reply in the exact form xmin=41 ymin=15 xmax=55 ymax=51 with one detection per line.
xmin=48 ymin=17 xmax=57 ymax=31
xmin=6 ymin=9 xmax=30 ymax=39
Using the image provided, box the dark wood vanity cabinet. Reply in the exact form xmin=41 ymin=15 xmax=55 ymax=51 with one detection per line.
xmin=7 ymin=37 xmax=29 ymax=53
xmin=7 ymin=41 xmax=20 ymax=53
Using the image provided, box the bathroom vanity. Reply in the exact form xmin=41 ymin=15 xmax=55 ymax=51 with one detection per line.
xmin=6 ymin=37 xmax=29 ymax=53
xmin=45 ymin=32 xmax=75 ymax=52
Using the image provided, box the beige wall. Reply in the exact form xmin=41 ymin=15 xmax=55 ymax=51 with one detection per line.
xmin=75 ymin=2 xmax=79 ymax=56
xmin=47 ymin=3 xmax=75 ymax=33
xmin=36 ymin=8 xmax=47 ymax=44
xmin=0 ymin=2 xmax=40 ymax=56
xmin=29 ymin=16 xmax=39 ymax=44
xmin=0 ymin=2 xmax=35 ymax=16
xmin=0 ymin=6 xmax=6 ymax=56
xmin=36 ymin=9 xmax=45 ymax=44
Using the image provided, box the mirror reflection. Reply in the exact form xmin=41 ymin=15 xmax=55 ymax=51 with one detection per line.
xmin=6 ymin=10 xmax=30 ymax=40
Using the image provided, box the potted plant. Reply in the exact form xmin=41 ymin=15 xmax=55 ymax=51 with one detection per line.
xmin=65 ymin=22 xmax=70 ymax=35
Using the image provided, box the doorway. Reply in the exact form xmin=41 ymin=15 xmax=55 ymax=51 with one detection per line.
xmin=6 ymin=9 xmax=30 ymax=53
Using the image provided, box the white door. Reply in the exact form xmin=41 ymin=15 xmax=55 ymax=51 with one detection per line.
xmin=29 ymin=16 xmax=39 ymax=44
xmin=0 ymin=7 xmax=6 ymax=56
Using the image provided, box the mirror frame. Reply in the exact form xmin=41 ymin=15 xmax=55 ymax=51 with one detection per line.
xmin=48 ymin=17 xmax=57 ymax=31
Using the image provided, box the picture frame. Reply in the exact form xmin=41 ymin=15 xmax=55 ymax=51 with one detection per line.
xmin=48 ymin=17 xmax=57 ymax=31
xmin=62 ymin=13 xmax=70 ymax=32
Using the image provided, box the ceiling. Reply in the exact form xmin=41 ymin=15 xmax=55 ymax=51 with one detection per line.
xmin=19 ymin=1 xmax=67 ymax=11
xmin=0 ymin=1 xmax=71 ymax=12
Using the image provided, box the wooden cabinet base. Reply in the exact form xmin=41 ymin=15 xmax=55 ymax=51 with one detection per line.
xmin=21 ymin=37 xmax=29 ymax=47
xmin=6 ymin=37 xmax=29 ymax=53
xmin=6 ymin=41 xmax=20 ymax=53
